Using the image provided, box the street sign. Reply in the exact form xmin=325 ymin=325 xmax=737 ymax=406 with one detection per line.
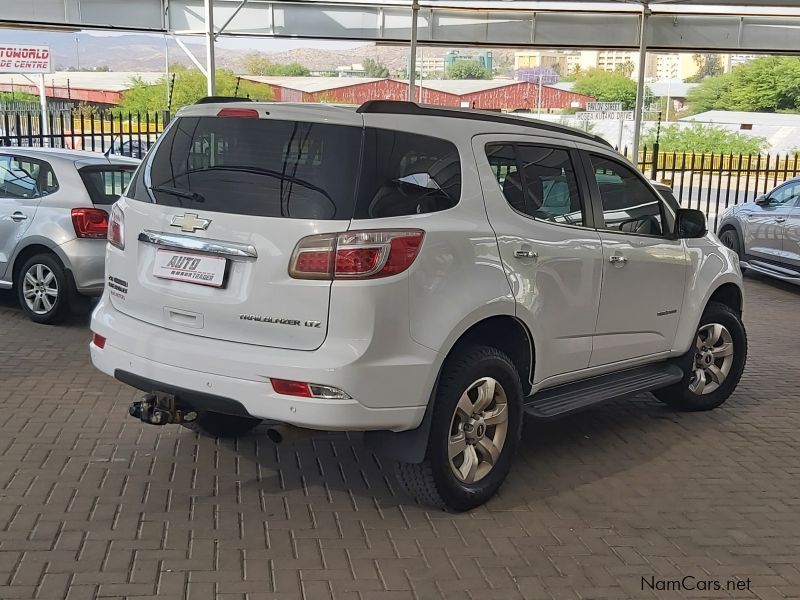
xmin=575 ymin=110 xmax=634 ymax=121
xmin=0 ymin=44 xmax=51 ymax=74
xmin=586 ymin=102 xmax=623 ymax=112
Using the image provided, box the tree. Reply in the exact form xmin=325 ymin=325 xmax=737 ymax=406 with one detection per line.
xmin=362 ymin=58 xmax=390 ymax=78
xmin=241 ymin=53 xmax=310 ymax=76
xmin=117 ymin=66 xmax=273 ymax=115
xmin=687 ymin=56 xmax=800 ymax=114
xmin=515 ymin=66 xmax=559 ymax=84
xmin=686 ymin=54 xmax=724 ymax=82
xmin=572 ymin=69 xmax=642 ymax=110
xmin=447 ymin=60 xmax=491 ymax=80
xmin=0 ymin=91 xmax=38 ymax=104
xmin=615 ymin=60 xmax=636 ymax=79
xmin=642 ymin=123 xmax=767 ymax=155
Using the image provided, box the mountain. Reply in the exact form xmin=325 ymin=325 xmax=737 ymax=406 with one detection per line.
xmin=0 ymin=30 xmax=519 ymax=75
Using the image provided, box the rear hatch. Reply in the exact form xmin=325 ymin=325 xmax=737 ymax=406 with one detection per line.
xmin=108 ymin=104 xmax=364 ymax=351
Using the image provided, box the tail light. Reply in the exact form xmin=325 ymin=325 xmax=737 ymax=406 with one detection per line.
xmin=71 ymin=208 xmax=109 ymax=239
xmin=270 ymin=378 xmax=351 ymax=400
xmin=108 ymin=203 xmax=125 ymax=250
xmin=289 ymin=230 xmax=424 ymax=280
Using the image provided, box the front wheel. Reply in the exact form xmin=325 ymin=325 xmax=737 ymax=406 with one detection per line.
xmin=654 ymin=301 xmax=747 ymax=411
xmin=395 ymin=345 xmax=523 ymax=511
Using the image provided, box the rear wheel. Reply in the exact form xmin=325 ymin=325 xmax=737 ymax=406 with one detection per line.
xmin=654 ymin=301 xmax=746 ymax=411
xmin=395 ymin=345 xmax=523 ymax=511
xmin=16 ymin=254 xmax=69 ymax=324
xmin=193 ymin=411 xmax=261 ymax=438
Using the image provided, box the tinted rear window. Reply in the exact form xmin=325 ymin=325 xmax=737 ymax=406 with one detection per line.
xmin=131 ymin=116 xmax=461 ymax=220
xmin=136 ymin=116 xmax=362 ymax=219
xmin=79 ymin=166 xmax=135 ymax=205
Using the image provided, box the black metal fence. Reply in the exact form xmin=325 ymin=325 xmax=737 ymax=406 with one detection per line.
xmin=0 ymin=110 xmax=168 ymax=159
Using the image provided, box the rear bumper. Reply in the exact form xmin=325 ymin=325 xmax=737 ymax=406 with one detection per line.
xmin=58 ymin=238 xmax=106 ymax=294
xmin=90 ymin=297 xmax=435 ymax=432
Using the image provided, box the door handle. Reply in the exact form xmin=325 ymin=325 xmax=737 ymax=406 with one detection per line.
xmin=514 ymin=249 xmax=538 ymax=259
xmin=10 ymin=212 xmax=28 ymax=222
xmin=775 ymin=217 xmax=787 ymax=223
xmin=609 ymin=255 xmax=628 ymax=264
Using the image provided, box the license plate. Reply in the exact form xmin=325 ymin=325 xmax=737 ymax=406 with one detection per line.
xmin=153 ymin=250 xmax=227 ymax=288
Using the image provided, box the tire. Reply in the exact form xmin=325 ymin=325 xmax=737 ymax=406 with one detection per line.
xmin=654 ymin=301 xmax=747 ymax=411
xmin=719 ymin=228 xmax=746 ymax=270
xmin=16 ymin=253 xmax=70 ymax=324
xmin=193 ymin=411 xmax=262 ymax=438
xmin=395 ymin=344 xmax=524 ymax=511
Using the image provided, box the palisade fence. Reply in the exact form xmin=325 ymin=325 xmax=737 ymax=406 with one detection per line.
xmin=2 ymin=108 xmax=798 ymax=231
xmin=0 ymin=109 xmax=168 ymax=159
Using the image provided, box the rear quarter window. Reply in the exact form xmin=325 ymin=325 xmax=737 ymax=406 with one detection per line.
xmin=79 ymin=166 xmax=135 ymax=205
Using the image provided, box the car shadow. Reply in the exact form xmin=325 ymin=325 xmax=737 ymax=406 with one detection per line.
xmin=195 ymin=392 xmax=731 ymax=513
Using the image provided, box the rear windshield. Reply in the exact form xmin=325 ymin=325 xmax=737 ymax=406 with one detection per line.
xmin=131 ymin=116 xmax=461 ymax=220
xmin=79 ymin=165 xmax=136 ymax=205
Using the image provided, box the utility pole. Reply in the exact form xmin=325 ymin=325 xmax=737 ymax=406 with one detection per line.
xmin=75 ymin=36 xmax=80 ymax=70
xmin=204 ymin=0 xmax=216 ymax=96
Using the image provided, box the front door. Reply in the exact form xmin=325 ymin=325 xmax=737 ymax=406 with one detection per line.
xmin=474 ymin=137 xmax=604 ymax=384
xmin=782 ymin=200 xmax=800 ymax=272
xmin=741 ymin=181 xmax=799 ymax=264
xmin=582 ymin=151 xmax=689 ymax=367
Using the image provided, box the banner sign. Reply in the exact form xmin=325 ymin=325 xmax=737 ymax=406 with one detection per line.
xmin=0 ymin=45 xmax=51 ymax=74
xmin=586 ymin=102 xmax=623 ymax=112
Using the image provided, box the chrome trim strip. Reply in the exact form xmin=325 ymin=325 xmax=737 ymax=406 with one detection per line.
xmin=138 ymin=230 xmax=258 ymax=259
xmin=0 ymin=280 xmax=12 ymax=289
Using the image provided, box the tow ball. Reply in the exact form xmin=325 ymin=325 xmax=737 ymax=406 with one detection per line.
xmin=128 ymin=393 xmax=198 ymax=426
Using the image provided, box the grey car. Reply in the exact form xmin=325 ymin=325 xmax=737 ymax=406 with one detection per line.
xmin=0 ymin=148 xmax=139 ymax=323
xmin=717 ymin=177 xmax=800 ymax=284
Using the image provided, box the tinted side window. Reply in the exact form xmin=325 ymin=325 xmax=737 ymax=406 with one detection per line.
xmin=137 ymin=117 xmax=363 ymax=220
xmin=0 ymin=155 xmax=58 ymax=198
xmin=487 ymin=143 xmax=585 ymax=227
xmin=79 ymin=166 xmax=136 ymax=205
xmin=355 ymin=129 xmax=461 ymax=219
xmin=590 ymin=154 xmax=665 ymax=237
xmin=770 ymin=182 xmax=800 ymax=206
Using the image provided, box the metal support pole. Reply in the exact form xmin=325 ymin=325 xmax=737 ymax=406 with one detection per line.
xmin=38 ymin=74 xmax=49 ymax=139
xmin=204 ymin=0 xmax=216 ymax=96
xmin=632 ymin=5 xmax=650 ymax=159
xmin=407 ymin=0 xmax=419 ymax=102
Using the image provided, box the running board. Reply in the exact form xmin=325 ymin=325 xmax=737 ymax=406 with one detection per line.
xmin=740 ymin=260 xmax=800 ymax=283
xmin=524 ymin=363 xmax=684 ymax=420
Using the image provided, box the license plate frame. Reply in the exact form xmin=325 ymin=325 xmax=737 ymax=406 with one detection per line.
xmin=153 ymin=249 xmax=228 ymax=288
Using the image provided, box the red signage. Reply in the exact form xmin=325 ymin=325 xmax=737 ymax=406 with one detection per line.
xmin=0 ymin=44 xmax=51 ymax=74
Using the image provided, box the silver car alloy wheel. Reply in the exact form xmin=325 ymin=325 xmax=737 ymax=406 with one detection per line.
xmin=22 ymin=263 xmax=59 ymax=315
xmin=448 ymin=377 xmax=509 ymax=483
xmin=690 ymin=323 xmax=734 ymax=395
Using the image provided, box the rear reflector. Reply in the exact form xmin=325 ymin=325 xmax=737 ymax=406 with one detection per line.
xmin=71 ymin=208 xmax=109 ymax=239
xmin=270 ymin=378 xmax=351 ymax=400
xmin=92 ymin=333 xmax=106 ymax=349
xmin=289 ymin=230 xmax=424 ymax=280
xmin=217 ymin=108 xmax=259 ymax=118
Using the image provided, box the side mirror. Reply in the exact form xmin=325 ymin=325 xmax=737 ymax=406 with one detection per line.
xmin=755 ymin=194 xmax=770 ymax=206
xmin=676 ymin=208 xmax=707 ymax=239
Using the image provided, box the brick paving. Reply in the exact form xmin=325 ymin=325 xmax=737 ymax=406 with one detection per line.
xmin=0 ymin=274 xmax=799 ymax=600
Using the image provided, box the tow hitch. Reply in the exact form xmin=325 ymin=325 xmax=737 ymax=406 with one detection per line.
xmin=129 ymin=393 xmax=198 ymax=426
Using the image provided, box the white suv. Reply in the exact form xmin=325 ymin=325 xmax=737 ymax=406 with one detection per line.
xmin=90 ymin=100 xmax=747 ymax=511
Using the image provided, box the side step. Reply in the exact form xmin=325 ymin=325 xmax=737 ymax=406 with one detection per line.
xmin=524 ymin=363 xmax=684 ymax=420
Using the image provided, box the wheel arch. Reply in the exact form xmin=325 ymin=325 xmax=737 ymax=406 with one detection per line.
xmin=11 ymin=243 xmax=64 ymax=287
xmin=708 ymin=282 xmax=743 ymax=316
xmin=365 ymin=314 xmax=535 ymax=464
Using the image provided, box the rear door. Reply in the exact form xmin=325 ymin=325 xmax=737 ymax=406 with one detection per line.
xmin=474 ymin=136 xmax=604 ymax=383
xmin=741 ymin=181 xmax=798 ymax=263
xmin=109 ymin=105 xmax=364 ymax=350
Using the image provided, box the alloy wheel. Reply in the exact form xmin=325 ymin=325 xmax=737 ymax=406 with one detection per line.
xmin=690 ymin=323 xmax=734 ymax=395
xmin=448 ymin=377 xmax=509 ymax=483
xmin=22 ymin=263 xmax=59 ymax=315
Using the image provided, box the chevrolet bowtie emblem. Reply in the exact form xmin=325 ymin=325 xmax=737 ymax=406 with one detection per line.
xmin=170 ymin=213 xmax=211 ymax=233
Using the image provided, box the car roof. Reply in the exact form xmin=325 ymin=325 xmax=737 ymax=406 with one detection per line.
xmin=0 ymin=147 xmax=140 ymax=167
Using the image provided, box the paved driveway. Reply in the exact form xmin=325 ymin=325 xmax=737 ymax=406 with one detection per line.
xmin=1 ymin=274 xmax=798 ymax=600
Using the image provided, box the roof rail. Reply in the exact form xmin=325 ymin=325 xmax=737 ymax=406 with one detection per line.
xmin=195 ymin=96 xmax=254 ymax=105
xmin=356 ymin=100 xmax=611 ymax=147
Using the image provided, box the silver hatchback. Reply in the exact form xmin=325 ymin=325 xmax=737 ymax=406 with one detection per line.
xmin=0 ymin=148 xmax=139 ymax=323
